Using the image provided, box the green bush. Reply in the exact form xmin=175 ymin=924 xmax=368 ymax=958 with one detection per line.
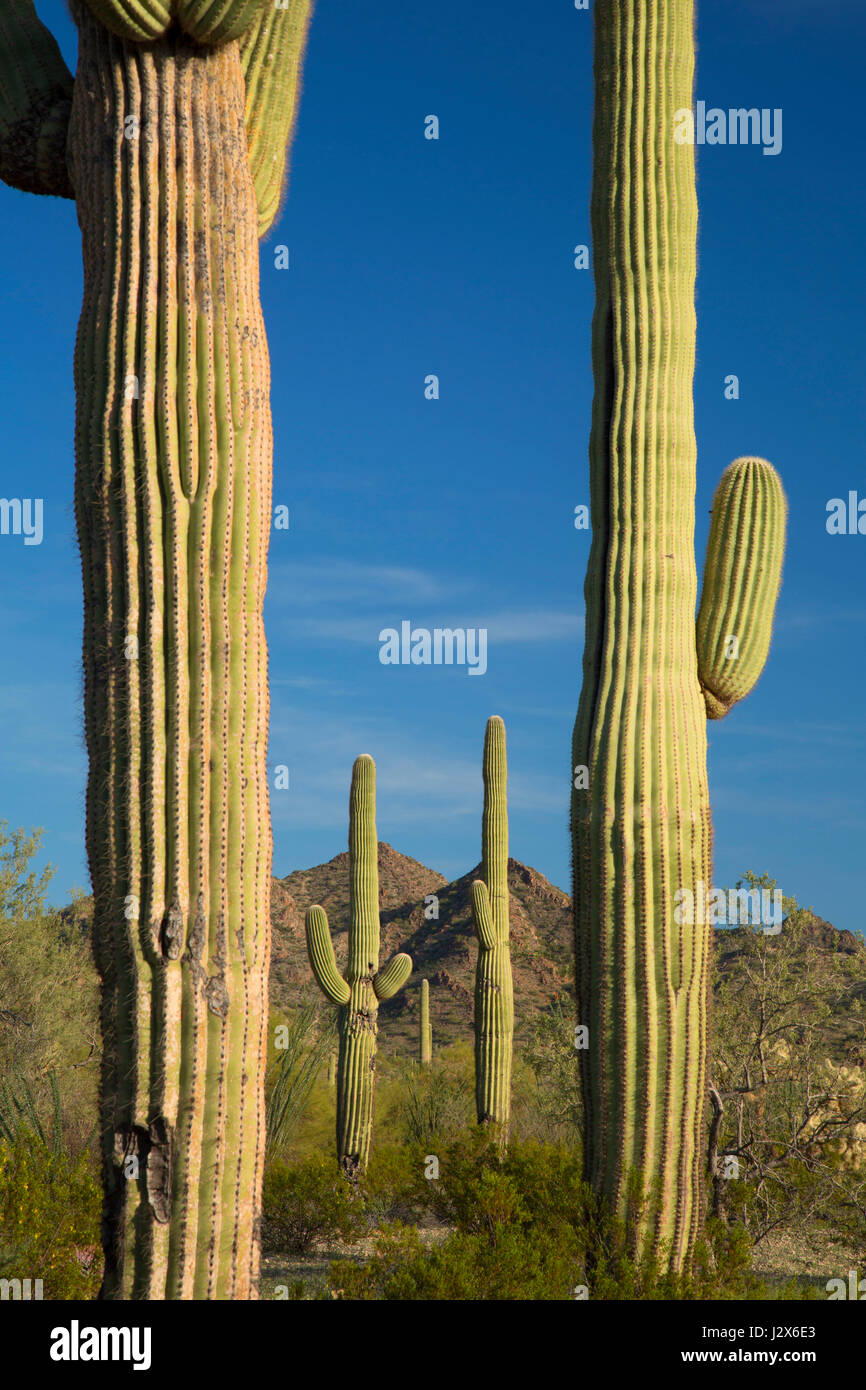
xmin=358 ymin=1144 xmax=426 ymax=1227
xmin=330 ymin=1130 xmax=817 ymax=1300
xmin=262 ymin=1156 xmax=365 ymax=1255
xmin=0 ymin=1136 xmax=102 ymax=1299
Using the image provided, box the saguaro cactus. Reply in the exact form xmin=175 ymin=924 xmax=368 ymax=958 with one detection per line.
xmin=419 ymin=978 xmax=432 ymax=1065
xmin=572 ymin=0 xmax=786 ymax=1271
xmin=0 ymin=0 xmax=312 ymax=1299
xmin=470 ymin=716 xmax=514 ymax=1133
xmin=305 ymin=756 xmax=412 ymax=1176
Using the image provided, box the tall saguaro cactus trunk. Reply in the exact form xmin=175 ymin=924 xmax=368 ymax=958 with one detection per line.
xmin=471 ymin=716 xmax=514 ymax=1135
xmin=305 ymin=757 xmax=412 ymax=1176
xmin=0 ymin=0 xmax=313 ymax=1299
xmin=572 ymin=0 xmax=785 ymax=1272
xmin=70 ymin=11 xmax=271 ymax=1301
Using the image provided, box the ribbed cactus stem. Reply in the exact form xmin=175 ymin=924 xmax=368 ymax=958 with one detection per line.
xmin=305 ymin=756 xmax=412 ymax=1175
xmin=419 ymin=978 xmax=432 ymax=1065
xmin=470 ymin=716 xmax=513 ymax=1134
xmin=573 ymin=1 xmax=786 ymax=1272
xmin=573 ymin=0 xmax=710 ymax=1271
xmin=0 ymin=0 xmax=312 ymax=1302
xmin=65 ymin=8 xmax=274 ymax=1298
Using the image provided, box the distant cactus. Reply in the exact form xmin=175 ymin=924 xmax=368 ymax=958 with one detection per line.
xmin=470 ymin=717 xmax=513 ymax=1134
xmin=305 ymin=756 xmax=412 ymax=1176
xmin=419 ymin=979 xmax=432 ymax=1065
xmin=327 ymin=1052 xmax=336 ymax=1088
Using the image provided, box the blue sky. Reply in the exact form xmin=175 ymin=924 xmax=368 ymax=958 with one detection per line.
xmin=0 ymin=1 xmax=864 ymax=936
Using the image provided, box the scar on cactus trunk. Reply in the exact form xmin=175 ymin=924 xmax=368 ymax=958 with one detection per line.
xmin=305 ymin=756 xmax=413 ymax=1177
xmin=0 ymin=0 xmax=312 ymax=1299
xmin=471 ymin=716 xmax=514 ymax=1138
xmin=572 ymin=0 xmax=786 ymax=1272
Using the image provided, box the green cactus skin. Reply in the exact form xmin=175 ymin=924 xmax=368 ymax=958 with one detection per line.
xmin=305 ymin=757 xmax=413 ymax=1176
xmin=0 ymin=3 xmax=74 ymax=198
xmin=419 ymin=978 xmax=432 ymax=1065
xmin=572 ymin=1 xmax=785 ymax=1271
xmin=81 ymin=0 xmax=174 ymax=43
xmin=697 ymin=457 xmax=787 ymax=720
xmin=240 ymin=0 xmax=313 ymax=237
xmin=470 ymin=717 xmax=514 ymax=1133
xmin=0 ymin=0 xmax=311 ymax=1299
xmin=81 ymin=0 xmax=267 ymax=46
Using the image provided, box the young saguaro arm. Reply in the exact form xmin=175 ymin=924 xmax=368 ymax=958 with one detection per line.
xmin=305 ymin=756 xmax=413 ymax=1174
xmin=0 ymin=0 xmax=314 ymax=1300
xmin=470 ymin=716 xmax=514 ymax=1134
xmin=697 ymin=456 xmax=787 ymax=720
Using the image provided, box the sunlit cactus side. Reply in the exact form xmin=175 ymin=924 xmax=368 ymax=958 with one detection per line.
xmin=240 ymin=0 xmax=314 ymax=237
xmin=572 ymin=0 xmax=786 ymax=1273
xmin=697 ymin=457 xmax=787 ymax=719
xmin=0 ymin=0 xmax=312 ymax=1299
xmin=419 ymin=978 xmax=432 ymax=1065
xmin=470 ymin=716 xmax=513 ymax=1135
xmin=305 ymin=757 xmax=413 ymax=1177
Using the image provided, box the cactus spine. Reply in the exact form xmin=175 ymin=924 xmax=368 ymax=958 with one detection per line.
xmin=573 ymin=0 xmax=786 ymax=1271
xmin=470 ymin=716 xmax=514 ymax=1133
xmin=0 ymin=1 xmax=311 ymax=1298
xmin=419 ymin=978 xmax=432 ymax=1065
xmin=305 ymin=756 xmax=413 ymax=1176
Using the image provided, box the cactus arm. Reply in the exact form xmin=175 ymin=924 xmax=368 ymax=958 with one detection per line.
xmin=697 ymin=456 xmax=787 ymax=720
xmin=0 ymin=1 xmax=74 ymax=199
xmin=305 ymin=906 xmax=351 ymax=1006
xmin=178 ymin=0 xmax=267 ymax=46
xmin=81 ymin=1 xmax=173 ymax=43
xmin=470 ymin=880 xmax=497 ymax=951
xmin=373 ymin=952 xmax=413 ymax=1002
xmin=239 ymin=0 xmax=313 ymax=237
xmin=81 ymin=1 xmax=267 ymax=45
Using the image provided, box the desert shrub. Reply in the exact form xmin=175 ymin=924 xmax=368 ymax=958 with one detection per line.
xmin=331 ymin=1220 xmax=582 ymax=1300
xmin=0 ymin=1135 xmax=102 ymax=1300
xmin=514 ymin=995 xmax=583 ymax=1143
xmin=330 ymin=1130 xmax=815 ymax=1300
xmin=417 ymin=1128 xmax=583 ymax=1234
xmin=397 ymin=1060 xmax=471 ymax=1148
xmin=265 ymin=1002 xmax=336 ymax=1158
xmin=262 ymin=1156 xmax=365 ymax=1254
xmin=0 ymin=827 xmax=99 ymax=1151
xmin=710 ymin=875 xmax=866 ymax=1246
xmin=358 ymin=1143 xmax=426 ymax=1226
